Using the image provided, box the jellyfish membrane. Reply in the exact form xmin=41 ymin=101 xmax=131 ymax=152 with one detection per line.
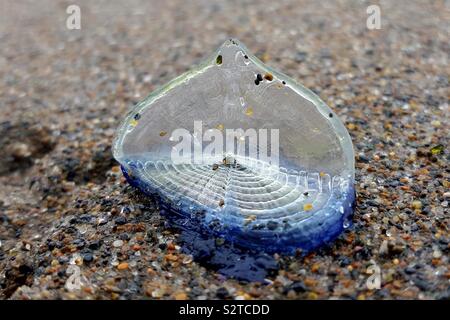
xmin=113 ymin=39 xmax=355 ymax=254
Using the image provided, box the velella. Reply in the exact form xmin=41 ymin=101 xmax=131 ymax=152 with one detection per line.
xmin=113 ymin=39 xmax=355 ymax=255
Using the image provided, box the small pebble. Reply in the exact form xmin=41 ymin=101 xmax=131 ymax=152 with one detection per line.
xmin=113 ymin=240 xmax=124 ymax=248
xmin=83 ymin=253 xmax=94 ymax=263
xmin=411 ymin=200 xmax=422 ymax=210
xmin=117 ymin=262 xmax=129 ymax=270
xmin=115 ymin=216 xmax=127 ymax=225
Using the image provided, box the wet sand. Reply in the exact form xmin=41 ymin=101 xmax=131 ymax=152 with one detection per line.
xmin=0 ymin=0 xmax=448 ymax=299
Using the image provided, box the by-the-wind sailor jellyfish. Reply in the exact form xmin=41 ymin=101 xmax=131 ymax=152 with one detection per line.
xmin=113 ymin=39 xmax=356 ymax=254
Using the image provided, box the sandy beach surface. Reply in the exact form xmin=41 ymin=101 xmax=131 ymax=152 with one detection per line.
xmin=0 ymin=0 xmax=448 ymax=299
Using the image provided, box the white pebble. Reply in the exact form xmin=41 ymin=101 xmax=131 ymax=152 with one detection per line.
xmin=113 ymin=240 xmax=124 ymax=248
xmin=433 ymin=250 xmax=442 ymax=259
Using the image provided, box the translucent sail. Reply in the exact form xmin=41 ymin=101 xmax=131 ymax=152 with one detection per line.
xmin=113 ymin=39 xmax=355 ymax=253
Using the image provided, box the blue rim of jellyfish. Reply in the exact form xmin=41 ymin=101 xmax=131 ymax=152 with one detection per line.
xmin=121 ymin=160 xmax=356 ymax=255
